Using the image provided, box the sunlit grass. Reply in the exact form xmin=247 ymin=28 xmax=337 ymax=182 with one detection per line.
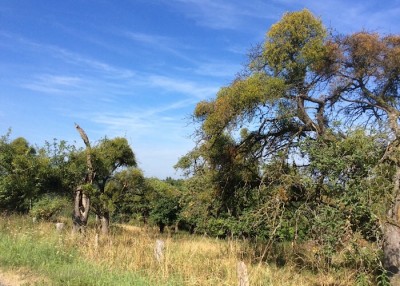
xmin=0 ymin=215 xmax=358 ymax=285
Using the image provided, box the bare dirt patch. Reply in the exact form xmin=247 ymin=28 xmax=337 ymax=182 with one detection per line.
xmin=0 ymin=268 xmax=47 ymax=286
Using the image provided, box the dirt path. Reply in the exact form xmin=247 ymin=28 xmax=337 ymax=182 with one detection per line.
xmin=0 ymin=269 xmax=23 ymax=286
xmin=0 ymin=268 xmax=46 ymax=286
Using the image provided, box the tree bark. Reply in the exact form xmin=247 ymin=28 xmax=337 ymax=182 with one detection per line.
xmin=384 ymin=165 xmax=400 ymax=279
xmin=159 ymin=222 xmax=165 ymax=233
xmin=383 ymin=116 xmax=400 ymax=281
xmin=384 ymin=223 xmax=400 ymax=276
xmin=73 ymin=123 xmax=94 ymax=233
xmin=75 ymin=123 xmax=94 ymax=184
xmin=72 ymin=187 xmax=90 ymax=233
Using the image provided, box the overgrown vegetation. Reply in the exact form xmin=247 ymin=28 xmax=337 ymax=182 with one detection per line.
xmin=0 ymin=215 xmax=377 ymax=285
xmin=1 ymin=9 xmax=400 ymax=285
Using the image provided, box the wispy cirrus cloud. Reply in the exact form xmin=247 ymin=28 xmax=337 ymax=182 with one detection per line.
xmin=318 ymin=1 xmax=400 ymax=34
xmin=269 ymin=0 xmax=400 ymax=34
xmin=22 ymin=74 xmax=84 ymax=94
xmin=0 ymin=32 xmax=137 ymax=80
xmin=165 ymin=0 xmax=281 ymax=30
xmin=194 ymin=62 xmax=241 ymax=78
xmin=166 ymin=0 xmax=400 ymax=34
xmin=124 ymin=32 xmax=172 ymax=46
xmin=72 ymin=101 xmax=196 ymax=178
xmin=122 ymin=31 xmax=197 ymax=63
xmin=148 ymin=75 xmax=219 ymax=99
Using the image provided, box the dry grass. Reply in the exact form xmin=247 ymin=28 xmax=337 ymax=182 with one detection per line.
xmin=65 ymin=225 xmax=356 ymax=285
xmin=0 ymin=216 xmax=359 ymax=286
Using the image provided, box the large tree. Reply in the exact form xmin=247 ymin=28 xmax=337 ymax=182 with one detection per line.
xmin=179 ymin=9 xmax=400 ymax=280
xmin=333 ymin=32 xmax=400 ymax=277
xmin=178 ymin=9 xmax=337 ymax=229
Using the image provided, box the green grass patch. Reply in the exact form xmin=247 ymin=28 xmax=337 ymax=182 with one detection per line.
xmin=0 ymin=217 xmax=181 ymax=285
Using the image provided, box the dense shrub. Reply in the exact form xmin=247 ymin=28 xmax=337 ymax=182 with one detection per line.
xmin=30 ymin=195 xmax=69 ymax=221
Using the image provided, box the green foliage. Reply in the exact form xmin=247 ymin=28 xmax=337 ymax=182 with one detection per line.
xmin=302 ymin=129 xmax=389 ymax=240
xmin=376 ymin=268 xmax=391 ymax=286
xmin=147 ymin=178 xmax=181 ymax=232
xmin=42 ymin=138 xmax=85 ymax=196
xmin=112 ymin=167 xmax=149 ymax=223
xmin=355 ymin=273 xmax=371 ymax=286
xmin=93 ymin=137 xmax=136 ymax=180
xmin=176 ymin=10 xmax=398 ymax=282
xmin=86 ymin=137 xmax=137 ymax=218
xmin=200 ymin=75 xmax=286 ymax=136
xmin=0 ymin=134 xmax=50 ymax=212
xmin=264 ymin=9 xmax=328 ymax=80
xmin=29 ymin=195 xmax=69 ymax=221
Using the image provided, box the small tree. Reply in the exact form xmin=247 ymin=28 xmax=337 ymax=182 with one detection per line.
xmin=112 ymin=167 xmax=149 ymax=224
xmin=90 ymin=137 xmax=137 ymax=234
xmin=73 ymin=125 xmax=137 ymax=235
xmin=0 ymin=134 xmax=49 ymax=212
xmin=147 ymin=178 xmax=181 ymax=233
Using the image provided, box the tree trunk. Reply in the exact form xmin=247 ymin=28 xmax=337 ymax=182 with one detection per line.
xmin=100 ymin=212 xmax=110 ymax=235
xmin=382 ymin=116 xmax=400 ymax=283
xmin=384 ymin=223 xmax=400 ymax=275
xmin=72 ymin=187 xmax=90 ymax=233
xmin=73 ymin=123 xmax=94 ymax=234
xmin=159 ymin=222 xmax=165 ymax=233
xmin=384 ymin=165 xmax=400 ymax=282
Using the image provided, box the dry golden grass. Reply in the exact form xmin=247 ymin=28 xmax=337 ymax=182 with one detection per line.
xmin=1 ymin=216 xmax=359 ymax=286
xmin=60 ymin=224 xmax=356 ymax=286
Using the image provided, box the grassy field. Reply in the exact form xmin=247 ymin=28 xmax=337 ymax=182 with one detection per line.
xmin=0 ymin=216 xmax=362 ymax=285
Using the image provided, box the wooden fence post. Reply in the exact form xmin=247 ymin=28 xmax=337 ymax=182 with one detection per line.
xmin=154 ymin=239 xmax=165 ymax=263
xmin=237 ymin=261 xmax=249 ymax=286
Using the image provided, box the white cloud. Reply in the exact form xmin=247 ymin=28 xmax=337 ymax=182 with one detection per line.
xmin=148 ymin=75 xmax=219 ymax=99
xmin=22 ymin=74 xmax=85 ymax=94
xmin=84 ymin=101 xmax=197 ymax=178
xmin=122 ymin=31 xmax=197 ymax=63
xmin=124 ymin=32 xmax=172 ymax=46
xmin=291 ymin=0 xmax=400 ymax=34
xmin=1 ymin=33 xmax=138 ymax=80
xmin=166 ymin=0 xmax=281 ymax=30
xmin=194 ymin=62 xmax=241 ymax=78
xmin=166 ymin=0 xmax=399 ymax=34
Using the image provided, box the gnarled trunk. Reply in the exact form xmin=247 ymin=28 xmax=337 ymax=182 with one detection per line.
xmin=73 ymin=123 xmax=94 ymax=234
xmin=72 ymin=187 xmax=90 ymax=233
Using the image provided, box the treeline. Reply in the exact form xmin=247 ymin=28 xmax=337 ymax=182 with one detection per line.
xmin=1 ymin=9 xmax=400 ymax=284
xmin=0 ymin=130 xmax=184 ymax=234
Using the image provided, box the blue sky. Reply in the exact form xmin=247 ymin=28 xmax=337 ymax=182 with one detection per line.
xmin=0 ymin=0 xmax=399 ymax=178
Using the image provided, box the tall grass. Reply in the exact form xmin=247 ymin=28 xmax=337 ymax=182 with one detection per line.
xmin=0 ymin=216 xmax=358 ymax=285
xmin=0 ymin=216 xmax=173 ymax=285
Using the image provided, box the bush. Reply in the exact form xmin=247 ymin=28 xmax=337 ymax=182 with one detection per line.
xmin=30 ymin=195 xmax=69 ymax=221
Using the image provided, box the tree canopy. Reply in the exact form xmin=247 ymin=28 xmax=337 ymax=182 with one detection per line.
xmin=177 ymin=9 xmax=400 ymax=281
